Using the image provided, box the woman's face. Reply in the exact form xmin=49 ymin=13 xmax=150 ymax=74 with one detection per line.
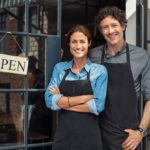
xmin=69 ymin=31 xmax=90 ymax=59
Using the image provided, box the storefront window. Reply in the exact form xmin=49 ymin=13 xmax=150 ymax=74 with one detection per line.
xmin=0 ymin=13 xmax=6 ymax=53
xmin=0 ymin=0 xmax=58 ymax=34
xmin=0 ymin=12 xmax=6 ymax=30
xmin=0 ymin=0 xmax=61 ymax=149
xmin=0 ymin=92 xmax=24 ymax=145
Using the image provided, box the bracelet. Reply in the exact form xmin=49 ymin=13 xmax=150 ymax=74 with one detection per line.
xmin=68 ymin=97 xmax=71 ymax=107
xmin=137 ymin=127 xmax=147 ymax=137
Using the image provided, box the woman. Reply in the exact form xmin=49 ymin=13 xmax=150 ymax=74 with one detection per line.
xmin=45 ymin=24 xmax=108 ymax=150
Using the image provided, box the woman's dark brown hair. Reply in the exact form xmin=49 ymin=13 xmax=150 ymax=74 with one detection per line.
xmin=66 ymin=24 xmax=92 ymax=44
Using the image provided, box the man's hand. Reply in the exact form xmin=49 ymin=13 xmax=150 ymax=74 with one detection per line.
xmin=122 ymin=129 xmax=143 ymax=150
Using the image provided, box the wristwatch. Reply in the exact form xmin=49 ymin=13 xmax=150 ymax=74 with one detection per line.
xmin=137 ymin=127 xmax=147 ymax=137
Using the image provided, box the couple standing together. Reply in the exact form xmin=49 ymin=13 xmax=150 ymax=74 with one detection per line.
xmin=45 ymin=6 xmax=150 ymax=150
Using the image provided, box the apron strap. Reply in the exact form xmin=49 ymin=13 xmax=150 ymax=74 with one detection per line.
xmin=101 ymin=46 xmax=105 ymax=63
xmin=62 ymin=69 xmax=70 ymax=81
xmin=126 ymin=44 xmax=130 ymax=64
xmin=102 ymin=43 xmax=130 ymax=64
xmin=87 ymin=70 xmax=91 ymax=80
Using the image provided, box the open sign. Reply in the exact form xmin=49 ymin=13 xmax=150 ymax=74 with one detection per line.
xmin=0 ymin=54 xmax=28 ymax=75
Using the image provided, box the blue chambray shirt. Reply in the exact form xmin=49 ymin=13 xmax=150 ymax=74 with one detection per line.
xmin=45 ymin=58 xmax=108 ymax=115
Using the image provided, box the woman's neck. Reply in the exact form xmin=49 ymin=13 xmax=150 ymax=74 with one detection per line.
xmin=72 ymin=58 xmax=87 ymax=74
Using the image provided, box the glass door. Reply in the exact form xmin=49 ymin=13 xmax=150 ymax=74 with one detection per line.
xmin=0 ymin=0 xmax=61 ymax=150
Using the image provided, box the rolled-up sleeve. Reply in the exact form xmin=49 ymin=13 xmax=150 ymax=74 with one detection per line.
xmin=141 ymin=55 xmax=150 ymax=101
xmin=44 ymin=64 xmax=62 ymax=110
xmin=45 ymin=91 xmax=62 ymax=110
xmin=85 ymin=64 xmax=108 ymax=115
xmin=93 ymin=66 xmax=108 ymax=114
xmin=87 ymin=99 xmax=98 ymax=115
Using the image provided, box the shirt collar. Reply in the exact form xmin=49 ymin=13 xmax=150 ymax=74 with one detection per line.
xmin=65 ymin=58 xmax=92 ymax=72
xmin=104 ymin=42 xmax=126 ymax=58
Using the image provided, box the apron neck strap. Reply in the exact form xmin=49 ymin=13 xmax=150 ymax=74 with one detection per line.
xmin=87 ymin=70 xmax=90 ymax=80
xmin=62 ymin=69 xmax=70 ymax=81
xmin=102 ymin=44 xmax=130 ymax=64
xmin=126 ymin=44 xmax=130 ymax=64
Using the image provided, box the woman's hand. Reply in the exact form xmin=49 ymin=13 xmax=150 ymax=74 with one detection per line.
xmin=49 ymin=87 xmax=60 ymax=94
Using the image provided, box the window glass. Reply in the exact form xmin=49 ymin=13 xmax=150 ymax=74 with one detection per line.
xmin=0 ymin=0 xmax=59 ymax=149
xmin=37 ymin=0 xmax=58 ymax=34
xmin=28 ymin=91 xmax=52 ymax=145
xmin=0 ymin=34 xmax=26 ymax=89
xmin=0 ymin=0 xmax=58 ymax=34
xmin=0 ymin=35 xmax=46 ymax=89
xmin=0 ymin=92 xmax=24 ymax=146
xmin=28 ymin=36 xmax=46 ymax=89
xmin=0 ymin=5 xmax=25 ymax=32
xmin=0 ymin=33 xmax=25 ymax=56
xmin=0 ymin=14 xmax=6 ymax=53
xmin=0 ymin=12 xmax=6 ymax=30
xmin=0 ymin=72 xmax=24 ymax=89
xmin=29 ymin=6 xmax=38 ymax=33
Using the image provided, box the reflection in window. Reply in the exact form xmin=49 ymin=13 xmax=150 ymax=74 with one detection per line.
xmin=0 ymin=0 xmax=58 ymax=34
xmin=28 ymin=91 xmax=52 ymax=145
xmin=0 ymin=91 xmax=24 ymax=145
xmin=0 ymin=13 xmax=6 ymax=53
xmin=29 ymin=36 xmax=46 ymax=87
xmin=0 ymin=12 xmax=6 ymax=30
xmin=0 ymin=72 xmax=24 ymax=89
xmin=0 ymin=34 xmax=5 ymax=53
xmin=28 ymin=56 xmax=44 ymax=89
xmin=29 ymin=6 xmax=38 ymax=33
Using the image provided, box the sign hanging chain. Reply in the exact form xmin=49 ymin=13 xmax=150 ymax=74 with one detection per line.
xmin=0 ymin=32 xmax=24 ymax=54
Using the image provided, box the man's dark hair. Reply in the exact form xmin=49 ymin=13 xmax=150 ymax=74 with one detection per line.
xmin=96 ymin=6 xmax=127 ymax=29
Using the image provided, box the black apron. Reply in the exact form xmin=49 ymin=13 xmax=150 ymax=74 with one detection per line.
xmin=100 ymin=44 xmax=141 ymax=150
xmin=52 ymin=69 xmax=103 ymax=150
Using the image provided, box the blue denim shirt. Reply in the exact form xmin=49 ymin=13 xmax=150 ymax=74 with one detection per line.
xmin=45 ymin=58 xmax=108 ymax=115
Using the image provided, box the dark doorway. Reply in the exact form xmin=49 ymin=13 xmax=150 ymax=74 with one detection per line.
xmin=61 ymin=0 xmax=126 ymax=61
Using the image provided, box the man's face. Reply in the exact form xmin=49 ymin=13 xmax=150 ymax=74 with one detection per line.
xmin=100 ymin=16 xmax=125 ymax=46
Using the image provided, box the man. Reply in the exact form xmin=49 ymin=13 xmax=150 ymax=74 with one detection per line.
xmin=89 ymin=6 xmax=150 ymax=150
